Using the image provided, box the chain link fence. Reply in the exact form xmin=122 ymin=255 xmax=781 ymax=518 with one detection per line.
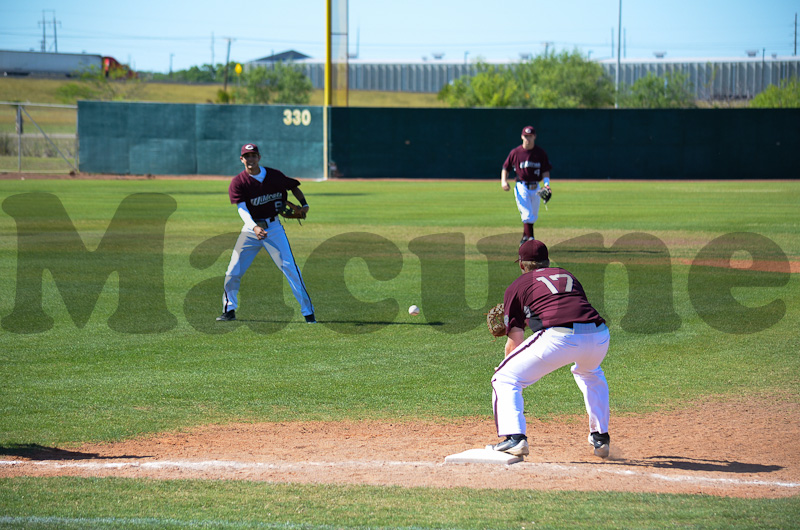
xmin=0 ymin=102 xmax=78 ymax=174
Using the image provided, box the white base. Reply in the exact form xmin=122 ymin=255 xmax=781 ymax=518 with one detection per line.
xmin=444 ymin=448 xmax=523 ymax=465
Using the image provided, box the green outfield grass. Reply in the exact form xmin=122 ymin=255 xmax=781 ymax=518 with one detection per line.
xmin=1 ymin=477 xmax=798 ymax=530
xmin=0 ymin=179 xmax=798 ymax=528
xmin=0 ymin=156 xmax=77 ymax=173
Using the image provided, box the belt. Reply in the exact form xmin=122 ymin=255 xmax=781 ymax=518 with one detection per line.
xmin=519 ymin=181 xmax=540 ymax=190
xmin=551 ymin=322 xmax=606 ymax=334
xmin=254 ymin=217 xmax=277 ymax=229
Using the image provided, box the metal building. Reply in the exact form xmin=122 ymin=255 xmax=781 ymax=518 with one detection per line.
xmin=249 ymin=55 xmax=800 ymax=100
xmin=600 ymin=57 xmax=800 ymax=100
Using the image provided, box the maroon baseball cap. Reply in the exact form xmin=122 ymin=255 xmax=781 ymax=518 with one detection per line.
xmin=240 ymin=143 xmax=259 ymax=156
xmin=518 ymin=239 xmax=549 ymax=262
xmin=521 ymin=125 xmax=536 ymax=136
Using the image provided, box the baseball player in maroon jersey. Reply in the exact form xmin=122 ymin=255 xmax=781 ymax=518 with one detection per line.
xmin=489 ymin=239 xmax=611 ymax=458
xmin=501 ymin=125 xmax=553 ymax=246
xmin=216 ymin=143 xmax=315 ymax=323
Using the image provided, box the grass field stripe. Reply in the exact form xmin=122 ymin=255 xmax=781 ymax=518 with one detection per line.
xmin=0 ymin=515 xmax=392 ymax=529
xmin=2 ymin=459 xmax=798 ymax=489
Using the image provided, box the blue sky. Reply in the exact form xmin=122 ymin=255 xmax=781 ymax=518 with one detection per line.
xmin=1 ymin=0 xmax=797 ymax=73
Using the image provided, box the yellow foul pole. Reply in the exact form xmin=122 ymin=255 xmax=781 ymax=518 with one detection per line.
xmin=323 ymin=0 xmax=332 ymax=180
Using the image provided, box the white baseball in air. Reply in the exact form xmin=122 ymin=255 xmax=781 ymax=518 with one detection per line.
xmin=408 ymin=305 xmax=420 ymax=316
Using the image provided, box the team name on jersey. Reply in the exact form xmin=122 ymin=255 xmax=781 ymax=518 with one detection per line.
xmin=251 ymin=192 xmax=283 ymax=206
xmin=519 ymin=161 xmax=541 ymax=169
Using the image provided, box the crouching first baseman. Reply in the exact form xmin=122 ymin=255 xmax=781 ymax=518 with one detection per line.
xmin=217 ymin=143 xmax=315 ymax=323
xmin=489 ymin=239 xmax=612 ymax=458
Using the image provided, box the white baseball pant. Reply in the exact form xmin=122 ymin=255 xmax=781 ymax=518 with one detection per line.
xmin=222 ymin=218 xmax=314 ymax=317
xmin=514 ymin=181 xmax=542 ymax=223
xmin=492 ymin=323 xmax=611 ymax=437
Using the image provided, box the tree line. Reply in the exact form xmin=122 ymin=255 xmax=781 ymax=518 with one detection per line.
xmin=438 ymin=50 xmax=799 ymax=109
xmin=56 ymin=53 xmax=799 ymax=108
xmin=56 ymin=62 xmax=312 ymax=105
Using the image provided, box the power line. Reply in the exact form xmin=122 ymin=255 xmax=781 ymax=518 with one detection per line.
xmin=3 ymin=27 xmax=795 ymax=54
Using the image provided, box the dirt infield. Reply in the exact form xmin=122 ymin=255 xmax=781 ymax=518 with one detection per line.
xmin=2 ymin=395 xmax=798 ymax=499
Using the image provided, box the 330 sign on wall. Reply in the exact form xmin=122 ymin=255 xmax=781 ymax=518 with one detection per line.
xmin=283 ymin=108 xmax=312 ymax=126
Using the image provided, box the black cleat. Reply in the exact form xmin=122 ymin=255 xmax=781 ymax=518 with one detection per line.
xmin=489 ymin=435 xmax=530 ymax=456
xmin=589 ymin=432 xmax=610 ymax=458
xmin=216 ymin=310 xmax=236 ymax=321
xmin=304 ymin=313 xmax=317 ymax=323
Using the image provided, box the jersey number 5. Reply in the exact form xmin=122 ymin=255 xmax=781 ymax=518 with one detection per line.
xmin=536 ymin=274 xmax=574 ymax=294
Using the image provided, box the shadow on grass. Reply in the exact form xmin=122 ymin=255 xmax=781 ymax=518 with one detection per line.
xmin=232 ymin=319 xmax=444 ymax=327
xmin=557 ymin=249 xmax=666 ymax=255
xmin=0 ymin=444 xmax=145 ymax=461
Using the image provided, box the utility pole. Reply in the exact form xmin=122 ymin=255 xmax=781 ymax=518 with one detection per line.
xmin=39 ymin=11 xmax=47 ymax=51
xmin=795 ymin=13 xmax=797 ymax=56
xmin=52 ymin=11 xmax=60 ymax=52
xmin=611 ymin=27 xmax=614 ymax=58
xmin=211 ymin=32 xmax=215 ymax=65
xmin=38 ymin=10 xmax=60 ymax=52
xmin=222 ymin=38 xmax=235 ymax=93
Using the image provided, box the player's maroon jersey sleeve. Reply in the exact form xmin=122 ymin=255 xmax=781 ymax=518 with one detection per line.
xmin=503 ymin=279 xmax=528 ymax=333
xmin=283 ymin=176 xmax=301 ymax=192
xmin=228 ymin=170 xmax=249 ymax=204
xmin=502 ymin=149 xmax=517 ymax=172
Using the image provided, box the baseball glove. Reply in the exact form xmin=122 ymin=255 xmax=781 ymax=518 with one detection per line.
xmin=486 ymin=303 xmax=506 ymax=338
xmin=537 ymin=185 xmax=552 ymax=204
xmin=280 ymin=201 xmax=307 ymax=220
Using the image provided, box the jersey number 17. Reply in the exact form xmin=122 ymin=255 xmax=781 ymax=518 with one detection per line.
xmin=536 ymin=274 xmax=574 ymax=294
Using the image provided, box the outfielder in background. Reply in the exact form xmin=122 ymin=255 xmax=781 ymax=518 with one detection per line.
xmin=500 ymin=125 xmax=553 ymax=246
xmin=489 ymin=239 xmax=611 ymax=458
xmin=217 ymin=143 xmax=316 ymax=323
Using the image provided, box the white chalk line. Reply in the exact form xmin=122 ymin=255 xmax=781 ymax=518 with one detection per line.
xmin=1 ymin=459 xmax=798 ymax=489
xmin=532 ymin=463 xmax=800 ymax=489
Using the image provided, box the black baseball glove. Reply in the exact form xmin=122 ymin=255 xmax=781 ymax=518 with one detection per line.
xmin=537 ymin=185 xmax=552 ymax=204
xmin=280 ymin=201 xmax=307 ymax=220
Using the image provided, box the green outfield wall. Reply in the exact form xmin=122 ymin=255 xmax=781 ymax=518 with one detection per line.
xmin=329 ymin=107 xmax=800 ymax=180
xmin=79 ymin=103 xmax=799 ymax=180
xmin=78 ymin=101 xmax=323 ymax=178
